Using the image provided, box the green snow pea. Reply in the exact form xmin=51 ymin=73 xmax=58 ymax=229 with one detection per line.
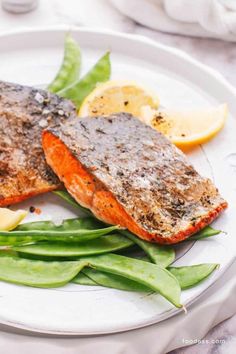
xmin=120 ymin=230 xmax=175 ymax=268
xmin=169 ymin=263 xmax=219 ymax=289
xmin=17 ymin=253 xmax=68 ymax=262
xmin=48 ymin=34 xmax=81 ymax=93
xmin=82 ymin=253 xmax=182 ymax=308
xmin=16 ymin=216 xmax=101 ymax=231
xmin=77 ymin=268 xmax=150 ymax=292
xmin=13 ymin=234 xmax=133 ymax=257
xmin=0 ymin=218 xmax=118 ymax=246
xmin=73 ymin=272 xmax=97 ymax=286
xmin=189 ymin=226 xmax=221 ymax=241
xmin=0 ymin=252 xmax=86 ymax=288
xmin=58 ymin=52 xmax=111 ymax=108
xmin=53 ymin=190 xmax=91 ymax=216
xmin=74 ymin=263 xmax=219 ymax=293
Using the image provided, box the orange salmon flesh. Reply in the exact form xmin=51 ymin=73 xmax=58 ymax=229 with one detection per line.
xmin=42 ymin=114 xmax=227 ymax=244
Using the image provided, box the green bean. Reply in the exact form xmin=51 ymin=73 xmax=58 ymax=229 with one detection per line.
xmin=189 ymin=226 xmax=221 ymax=241
xmin=169 ymin=263 xmax=219 ymax=289
xmin=80 ymin=268 xmax=150 ymax=292
xmin=82 ymin=253 xmax=182 ymax=308
xmin=13 ymin=234 xmax=133 ymax=257
xmin=0 ymin=218 xmax=118 ymax=245
xmin=73 ymin=271 xmax=97 ymax=286
xmin=58 ymin=52 xmax=111 ymax=109
xmin=120 ymin=230 xmax=175 ymax=268
xmin=48 ymin=34 xmax=81 ymax=93
xmin=0 ymin=252 xmax=86 ymax=288
xmin=53 ymin=190 xmax=91 ymax=216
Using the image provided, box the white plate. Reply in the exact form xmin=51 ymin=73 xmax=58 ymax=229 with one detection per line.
xmin=0 ymin=27 xmax=235 ymax=335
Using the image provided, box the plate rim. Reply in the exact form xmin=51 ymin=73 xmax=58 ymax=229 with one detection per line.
xmin=0 ymin=24 xmax=235 ymax=95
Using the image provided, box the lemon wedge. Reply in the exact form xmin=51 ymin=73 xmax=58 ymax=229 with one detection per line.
xmin=0 ymin=208 xmax=27 ymax=231
xmin=140 ymin=104 xmax=228 ymax=148
xmin=78 ymin=80 xmax=159 ymax=118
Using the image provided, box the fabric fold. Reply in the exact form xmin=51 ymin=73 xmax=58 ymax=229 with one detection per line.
xmin=111 ymin=0 xmax=236 ymax=41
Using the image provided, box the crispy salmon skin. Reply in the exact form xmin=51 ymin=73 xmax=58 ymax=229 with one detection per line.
xmin=42 ymin=113 xmax=227 ymax=244
xmin=0 ymin=81 xmax=76 ymax=206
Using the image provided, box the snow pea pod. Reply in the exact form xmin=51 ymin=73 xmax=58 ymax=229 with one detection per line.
xmin=74 ymin=263 xmax=219 ymax=293
xmin=0 ymin=218 xmax=118 ymax=246
xmin=120 ymin=230 xmax=175 ymax=268
xmin=189 ymin=226 xmax=221 ymax=241
xmin=58 ymin=52 xmax=111 ymax=109
xmin=79 ymin=268 xmax=150 ymax=292
xmin=73 ymin=272 xmax=97 ymax=286
xmin=48 ymin=34 xmax=81 ymax=93
xmin=13 ymin=234 xmax=133 ymax=257
xmin=16 ymin=217 xmax=101 ymax=231
xmin=169 ymin=263 xmax=219 ymax=289
xmin=0 ymin=252 xmax=86 ymax=288
xmin=82 ymin=253 xmax=182 ymax=308
xmin=53 ymin=190 xmax=91 ymax=216
xmin=0 ymin=226 xmax=117 ymax=245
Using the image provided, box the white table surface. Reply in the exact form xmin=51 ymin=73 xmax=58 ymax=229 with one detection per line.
xmin=0 ymin=0 xmax=235 ymax=353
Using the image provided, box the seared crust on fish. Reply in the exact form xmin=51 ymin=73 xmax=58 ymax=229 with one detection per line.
xmin=0 ymin=81 xmax=76 ymax=206
xmin=42 ymin=113 xmax=227 ymax=244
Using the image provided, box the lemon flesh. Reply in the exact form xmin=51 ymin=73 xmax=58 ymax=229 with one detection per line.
xmin=140 ymin=104 xmax=228 ymax=148
xmin=0 ymin=208 xmax=28 ymax=231
xmin=78 ymin=80 xmax=159 ymax=118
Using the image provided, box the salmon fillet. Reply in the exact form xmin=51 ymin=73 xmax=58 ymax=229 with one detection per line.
xmin=0 ymin=81 xmax=76 ymax=206
xmin=42 ymin=113 xmax=227 ymax=244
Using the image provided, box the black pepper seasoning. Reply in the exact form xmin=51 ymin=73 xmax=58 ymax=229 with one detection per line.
xmin=29 ymin=206 xmax=35 ymax=213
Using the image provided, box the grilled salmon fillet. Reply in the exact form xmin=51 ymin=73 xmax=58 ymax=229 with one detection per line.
xmin=42 ymin=113 xmax=227 ymax=244
xmin=0 ymin=81 xmax=76 ymax=206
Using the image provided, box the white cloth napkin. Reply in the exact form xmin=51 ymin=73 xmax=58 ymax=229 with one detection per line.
xmin=111 ymin=0 xmax=236 ymax=41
